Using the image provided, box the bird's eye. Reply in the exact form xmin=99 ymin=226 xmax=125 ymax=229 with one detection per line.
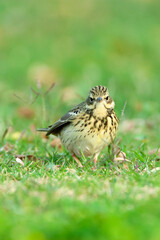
xmin=90 ymin=97 xmax=94 ymax=102
xmin=106 ymin=96 xmax=109 ymax=101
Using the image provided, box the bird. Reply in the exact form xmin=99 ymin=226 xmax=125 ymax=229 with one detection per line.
xmin=37 ymin=85 xmax=119 ymax=169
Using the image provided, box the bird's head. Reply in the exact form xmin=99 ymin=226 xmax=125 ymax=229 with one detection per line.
xmin=86 ymin=85 xmax=115 ymax=117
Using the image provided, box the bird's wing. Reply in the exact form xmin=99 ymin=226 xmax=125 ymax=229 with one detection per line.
xmin=46 ymin=101 xmax=85 ymax=136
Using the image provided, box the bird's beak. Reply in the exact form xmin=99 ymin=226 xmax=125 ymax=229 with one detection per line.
xmin=97 ymin=97 xmax=102 ymax=102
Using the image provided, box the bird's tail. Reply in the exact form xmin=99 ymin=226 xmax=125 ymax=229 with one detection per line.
xmin=37 ymin=128 xmax=49 ymax=132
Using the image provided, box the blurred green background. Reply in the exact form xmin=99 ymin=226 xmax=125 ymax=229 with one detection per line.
xmin=0 ymin=0 xmax=160 ymax=131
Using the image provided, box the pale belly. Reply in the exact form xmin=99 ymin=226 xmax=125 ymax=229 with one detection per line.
xmin=59 ymin=124 xmax=114 ymax=157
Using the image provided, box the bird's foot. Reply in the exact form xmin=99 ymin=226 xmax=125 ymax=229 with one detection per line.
xmin=72 ymin=154 xmax=83 ymax=168
xmin=91 ymin=154 xmax=98 ymax=171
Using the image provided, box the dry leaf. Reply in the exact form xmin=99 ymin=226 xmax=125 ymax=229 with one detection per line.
xmin=123 ymin=163 xmax=129 ymax=170
xmin=119 ymin=120 xmax=136 ymax=132
xmin=50 ymin=138 xmax=62 ymax=149
xmin=149 ymin=148 xmax=160 ymax=156
xmin=28 ymin=64 xmax=57 ymax=87
xmin=18 ymin=107 xmax=35 ymax=119
xmin=61 ymin=87 xmax=77 ymax=102
xmin=146 ymin=120 xmax=154 ymax=129
xmin=0 ymin=143 xmax=14 ymax=152
xmin=15 ymin=154 xmax=38 ymax=161
xmin=119 ymin=119 xmax=145 ymax=133
xmin=149 ymin=148 xmax=160 ymax=161
xmin=16 ymin=157 xmax=24 ymax=166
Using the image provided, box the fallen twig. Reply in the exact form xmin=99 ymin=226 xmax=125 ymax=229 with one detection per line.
xmin=120 ymin=100 xmax=127 ymax=121
xmin=1 ymin=128 xmax=9 ymax=143
xmin=44 ymin=82 xmax=55 ymax=95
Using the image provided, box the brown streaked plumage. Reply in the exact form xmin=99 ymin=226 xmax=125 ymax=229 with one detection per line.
xmin=37 ymin=85 xmax=119 ymax=169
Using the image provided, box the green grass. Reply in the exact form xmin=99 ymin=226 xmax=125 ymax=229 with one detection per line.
xmin=1 ymin=137 xmax=160 ymax=240
xmin=0 ymin=0 xmax=160 ymax=239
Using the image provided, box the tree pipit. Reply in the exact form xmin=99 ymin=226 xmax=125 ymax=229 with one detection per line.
xmin=38 ymin=85 xmax=119 ymax=169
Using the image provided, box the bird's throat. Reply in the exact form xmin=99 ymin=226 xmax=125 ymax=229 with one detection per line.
xmin=93 ymin=102 xmax=107 ymax=118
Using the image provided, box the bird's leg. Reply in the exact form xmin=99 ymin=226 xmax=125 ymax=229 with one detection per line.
xmin=91 ymin=153 xmax=99 ymax=171
xmin=108 ymin=144 xmax=112 ymax=156
xmin=72 ymin=154 xmax=83 ymax=168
